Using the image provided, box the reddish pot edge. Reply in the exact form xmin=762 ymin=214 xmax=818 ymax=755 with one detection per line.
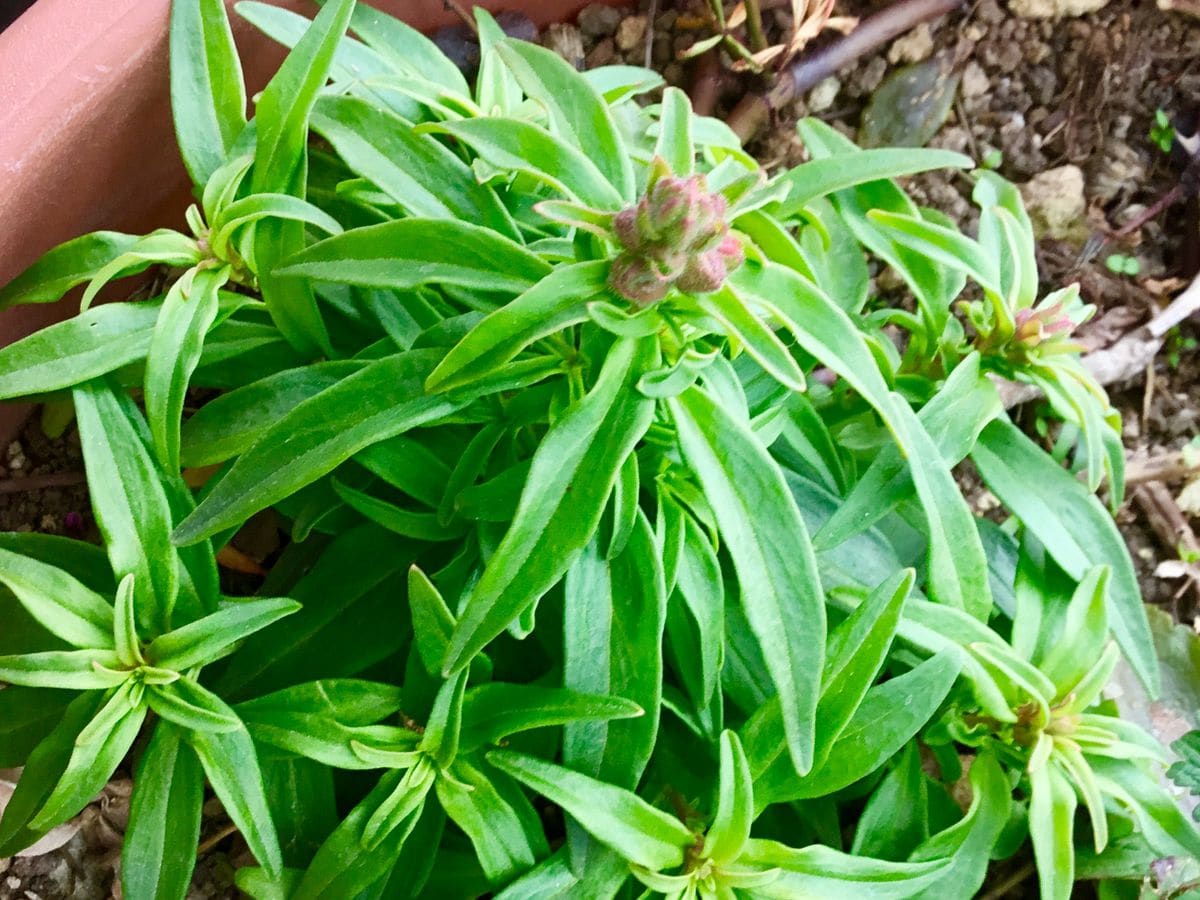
xmin=0 ymin=0 xmax=629 ymax=446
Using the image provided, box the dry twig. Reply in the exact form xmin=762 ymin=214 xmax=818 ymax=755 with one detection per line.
xmin=727 ymin=0 xmax=965 ymax=141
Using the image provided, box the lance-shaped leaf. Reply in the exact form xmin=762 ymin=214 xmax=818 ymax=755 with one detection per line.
xmin=29 ymin=685 xmax=148 ymax=831
xmin=971 ymin=418 xmax=1158 ymax=694
xmin=757 ymin=650 xmax=960 ymax=802
xmin=80 ymin=231 xmax=203 ymax=310
xmin=311 ymin=95 xmax=516 ymax=238
xmin=772 ymin=147 xmax=971 ymax=218
xmin=0 ymin=301 xmax=162 ymax=399
xmin=291 ymin=770 xmax=421 ymax=899
xmin=170 ymin=0 xmax=246 ymax=186
xmin=701 ymin=731 xmax=754 ymax=866
xmin=436 ymin=758 xmax=547 ymax=885
xmin=667 ymin=511 xmax=725 ymax=710
xmin=0 ymin=232 xmax=141 ymax=308
xmin=147 ymin=678 xmax=243 ymax=733
xmin=147 ymin=597 xmax=301 ymax=671
xmin=340 ymin=0 xmax=467 ymax=94
xmin=1028 ymin=744 xmax=1076 ymax=900
xmin=74 ymin=379 xmax=179 ymax=634
xmin=489 ymin=750 xmax=695 ymax=871
xmin=419 ymin=118 xmax=624 ymax=210
xmin=698 ymin=287 xmax=806 ymax=393
xmin=276 ymin=218 xmax=551 ymax=295
xmin=122 ymin=724 xmax=205 ymax=900
xmin=209 ymin=194 xmax=343 ymax=261
xmin=732 ymin=262 xmax=992 ymax=619
xmin=426 ymin=260 xmax=610 ymax=392
xmin=816 ymin=353 xmax=1001 ymax=549
xmin=419 ymin=669 xmax=467 ymax=770
xmin=188 ymin=725 xmax=282 ymax=877
xmin=655 ymin=87 xmax=695 ymax=175
xmin=669 ymin=384 xmax=825 ymax=776
xmin=0 ymin=692 xmax=107 ymax=856
xmin=180 ymin=360 xmax=365 ymax=467
xmin=0 ymin=649 xmax=126 ymax=690
xmin=0 ymin=547 xmax=113 ymax=649
xmin=496 ymin=39 xmax=634 ymax=200
xmin=459 ymin=683 xmax=643 ymax=751
xmin=740 ymin=841 xmax=949 ymax=899
xmin=443 ymin=338 xmax=657 ymax=674
xmin=145 ymin=266 xmax=226 ymax=470
xmin=173 ymin=351 xmax=464 ymax=543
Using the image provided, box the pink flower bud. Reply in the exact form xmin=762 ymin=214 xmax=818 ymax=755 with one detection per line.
xmin=676 ymin=249 xmax=728 ymax=294
xmin=612 ymin=208 xmax=642 ymax=251
xmin=610 ymin=253 xmax=672 ymax=306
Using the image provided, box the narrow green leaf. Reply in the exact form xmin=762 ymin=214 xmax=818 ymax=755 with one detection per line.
xmin=699 ymin=287 xmax=806 ymax=392
xmin=123 ymin=724 xmax=205 ymax=900
xmin=343 ymin=1 xmax=468 ymax=94
xmin=496 ymin=39 xmax=633 ymax=200
xmin=0 ymin=232 xmax=141 ymax=308
xmin=145 ymin=267 xmax=226 ymax=470
xmin=189 ymin=726 xmax=283 ymax=877
xmin=0 ymin=648 xmax=126 ymax=690
xmin=0 ymin=301 xmax=161 ymax=399
xmin=113 ymin=574 xmax=142 ymax=667
xmin=444 ymin=338 xmax=657 ymax=674
xmin=29 ymin=687 xmax=146 ymax=830
xmin=180 ymin=360 xmax=365 ymax=467
xmin=173 ymin=351 xmax=464 ymax=543
xmin=773 ymin=148 xmax=971 ymax=217
xmin=488 ymin=750 xmax=694 ymax=871
xmin=148 ymin=597 xmax=300 ymax=671
xmin=170 ymin=0 xmax=247 ymax=185
xmin=277 ymin=218 xmax=551 ymax=295
xmin=436 ymin=758 xmax=546 ymax=884
xmin=817 ymin=569 xmax=913 ymax=755
xmin=311 ymin=95 xmax=516 ymax=238
xmin=0 ymin=546 xmax=113 ymax=649
xmin=867 ymin=209 xmax=1000 ymax=296
xmin=741 ymin=841 xmax=948 ymax=899
xmin=426 ymin=260 xmax=609 ymax=392
xmin=816 ymin=354 xmax=999 ymax=547
xmin=419 ymin=669 xmax=467 ymax=769
xmin=74 ymin=380 xmax=179 ymax=634
xmin=209 ymin=194 xmax=342 ymax=261
xmin=655 ymin=87 xmax=695 ymax=175
xmin=249 ymin=0 xmax=355 ymax=355
xmin=147 ymin=679 xmax=242 ymax=733
xmin=459 ymin=683 xmax=643 ymax=751
xmin=0 ymin=692 xmax=107 ymax=855
xmin=971 ymin=418 xmax=1158 ymax=694
xmin=420 ymin=118 xmax=624 ymax=210
xmin=1028 ymin=747 xmax=1076 ymax=900
xmin=669 ymin=385 xmax=824 ymax=776
xmin=701 ymin=731 xmax=753 ymax=865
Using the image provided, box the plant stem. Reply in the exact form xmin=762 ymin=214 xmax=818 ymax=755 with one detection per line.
xmin=727 ymin=0 xmax=965 ymax=141
xmin=744 ymin=0 xmax=769 ymax=52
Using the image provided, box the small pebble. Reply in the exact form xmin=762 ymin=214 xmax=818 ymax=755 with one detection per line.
xmin=615 ymin=14 xmax=648 ymax=52
xmin=576 ymin=2 xmax=622 ymax=37
xmin=887 ymin=23 xmax=935 ymax=64
xmin=961 ymin=61 xmax=990 ymax=98
xmin=807 ymin=77 xmax=841 ymax=113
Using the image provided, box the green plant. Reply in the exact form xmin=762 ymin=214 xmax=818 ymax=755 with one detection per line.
xmin=1151 ymin=109 xmax=1176 ymax=155
xmin=0 ymin=0 xmax=1192 ymax=897
xmin=1106 ymin=253 xmax=1142 ymax=277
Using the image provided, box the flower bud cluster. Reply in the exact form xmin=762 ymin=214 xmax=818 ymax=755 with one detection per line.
xmin=608 ymin=173 xmax=744 ymax=306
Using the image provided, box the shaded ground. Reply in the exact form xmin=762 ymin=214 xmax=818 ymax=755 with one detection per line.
xmin=2 ymin=0 xmax=1199 ymax=895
